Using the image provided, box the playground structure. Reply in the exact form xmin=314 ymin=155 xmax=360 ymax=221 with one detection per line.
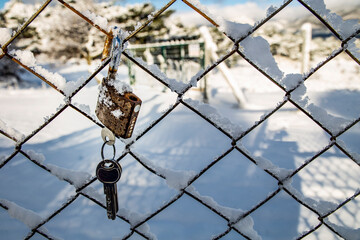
xmin=127 ymin=38 xmax=205 ymax=86
xmin=126 ymin=30 xmax=248 ymax=107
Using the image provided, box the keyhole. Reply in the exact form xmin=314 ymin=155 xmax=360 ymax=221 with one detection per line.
xmin=129 ymin=95 xmax=138 ymax=101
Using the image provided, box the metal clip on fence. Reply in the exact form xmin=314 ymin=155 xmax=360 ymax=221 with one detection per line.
xmin=102 ymin=27 xmax=123 ymax=81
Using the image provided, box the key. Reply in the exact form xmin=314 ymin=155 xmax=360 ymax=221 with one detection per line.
xmin=96 ymin=159 xmax=122 ymax=220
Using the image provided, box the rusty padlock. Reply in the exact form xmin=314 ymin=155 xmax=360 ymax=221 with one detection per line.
xmin=96 ymin=28 xmax=142 ymax=139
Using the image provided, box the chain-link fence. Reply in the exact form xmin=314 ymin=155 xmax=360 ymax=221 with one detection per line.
xmin=0 ymin=0 xmax=359 ymax=239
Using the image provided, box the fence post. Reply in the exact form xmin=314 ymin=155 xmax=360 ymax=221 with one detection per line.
xmin=200 ymin=26 xmax=247 ymax=108
xmin=200 ymin=42 xmax=209 ymax=103
xmin=301 ymin=23 xmax=312 ymax=74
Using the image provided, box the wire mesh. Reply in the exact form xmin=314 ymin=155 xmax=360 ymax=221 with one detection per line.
xmin=0 ymin=0 xmax=359 ymax=239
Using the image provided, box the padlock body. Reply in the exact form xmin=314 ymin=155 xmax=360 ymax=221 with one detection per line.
xmin=96 ymin=80 xmax=141 ymax=139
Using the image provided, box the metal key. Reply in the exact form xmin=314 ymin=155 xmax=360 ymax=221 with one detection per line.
xmin=96 ymin=159 xmax=122 ymax=220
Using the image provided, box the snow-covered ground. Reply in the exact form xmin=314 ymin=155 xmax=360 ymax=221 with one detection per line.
xmin=0 ymin=51 xmax=359 ymax=240
xmin=0 ymin=0 xmax=360 ymax=238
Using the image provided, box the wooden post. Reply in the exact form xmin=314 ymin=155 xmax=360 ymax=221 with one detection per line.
xmin=301 ymin=23 xmax=312 ymax=74
xmin=200 ymin=26 xmax=247 ymax=108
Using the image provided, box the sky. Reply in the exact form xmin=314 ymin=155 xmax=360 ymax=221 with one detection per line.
xmin=0 ymin=0 xmax=283 ymax=11
xmin=0 ymin=0 xmax=9 ymax=9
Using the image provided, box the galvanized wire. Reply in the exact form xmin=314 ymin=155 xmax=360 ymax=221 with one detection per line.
xmin=0 ymin=0 xmax=359 ymax=239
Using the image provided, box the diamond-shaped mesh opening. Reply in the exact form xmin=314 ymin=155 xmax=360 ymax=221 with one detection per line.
xmin=121 ymin=1 xmax=209 ymax=89
xmin=0 ymin=152 xmax=75 ymax=216
xmin=142 ymin=194 xmax=228 ymax=240
xmin=20 ymin=107 xmax=107 ymax=169
xmin=0 ymin=87 xmax=64 ymax=137
xmin=300 ymin=52 xmax=360 ymax=123
xmin=42 ymin=195 xmax=130 ymax=239
xmin=132 ymin=104 xmax=231 ymax=172
xmin=249 ymin=190 xmax=320 ymax=240
xmin=183 ymin=50 xmax=285 ymax=132
xmin=191 ymin=149 xmax=278 ymax=212
xmin=112 ymin=154 xmax=178 ymax=216
xmin=254 ymin=0 xmax=343 ymax=75
xmin=291 ymin=146 xmax=360 ymax=206
xmin=240 ymin=101 xmax=329 ymax=171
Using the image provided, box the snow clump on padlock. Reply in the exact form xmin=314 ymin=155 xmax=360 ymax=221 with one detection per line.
xmin=107 ymin=77 xmax=133 ymax=95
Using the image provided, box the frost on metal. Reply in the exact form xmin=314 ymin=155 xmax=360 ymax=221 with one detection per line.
xmin=125 ymin=50 xmax=189 ymax=93
xmin=283 ymin=179 xmax=338 ymax=216
xmin=0 ymin=118 xmax=25 ymax=142
xmin=240 ymin=36 xmax=284 ymax=82
xmin=304 ymin=0 xmax=360 ymax=39
xmin=291 ymin=82 xmax=352 ymax=135
xmin=0 ymin=199 xmax=45 ymax=230
xmin=82 ymin=10 xmax=109 ymax=30
xmin=9 ymin=49 xmax=67 ymax=91
xmin=237 ymin=141 xmax=293 ymax=181
xmin=187 ymin=186 xmax=261 ymax=240
xmin=184 ymin=98 xmax=243 ymax=138
xmin=26 ymin=150 xmax=92 ymax=189
xmin=131 ymin=151 xmax=196 ymax=190
xmin=107 ymin=77 xmax=133 ymax=95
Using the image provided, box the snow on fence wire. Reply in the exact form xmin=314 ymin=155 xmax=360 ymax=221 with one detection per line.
xmin=0 ymin=0 xmax=360 ymax=239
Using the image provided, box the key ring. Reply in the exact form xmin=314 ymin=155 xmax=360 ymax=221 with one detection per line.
xmin=101 ymin=140 xmax=116 ymax=161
